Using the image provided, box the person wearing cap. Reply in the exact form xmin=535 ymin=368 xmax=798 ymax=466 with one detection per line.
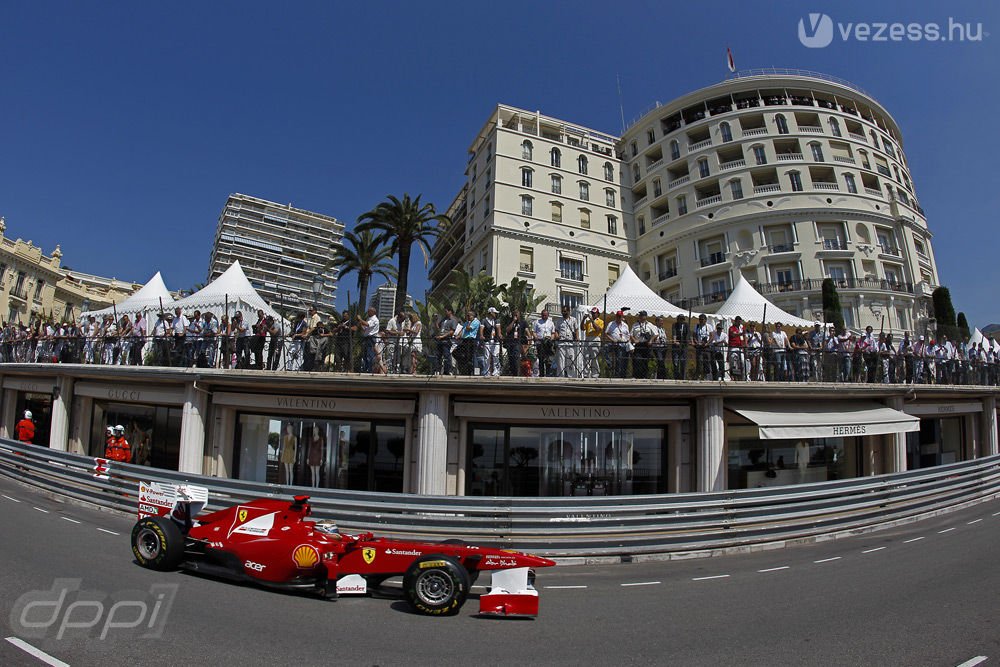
xmin=478 ymin=307 xmax=502 ymax=376
xmin=694 ymin=314 xmax=711 ymax=380
xmin=580 ymin=307 xmax=604 ymax=379
xmin=603 ymin=310 xmax=630 ymax=378
xmin=14 ymin=410 xmax=35 ymax=444
xmin=556 ymin=305 xmax=580 ymax=378
xmin=630 ymin=310 xmax=654 ymax=379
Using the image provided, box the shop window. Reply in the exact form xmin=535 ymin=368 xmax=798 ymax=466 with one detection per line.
xmin=89 ymin=401 xmax=182 ymax=470
xmin=726 ymin=424 xmax=859 ymax=489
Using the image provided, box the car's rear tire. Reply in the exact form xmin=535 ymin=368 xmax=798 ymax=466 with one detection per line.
xmin=131 ymin=516 xmax=184 ymax=571
xmin=402 ymin=554 xmax=470 ymax=616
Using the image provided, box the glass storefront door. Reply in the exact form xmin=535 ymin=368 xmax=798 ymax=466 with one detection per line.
xmin=89 ymin=401 xmax=181 ymax=470
xmin=906 ymin=417 xmax=964 ymax=469
xmin=467 ymin=423 xmax=667 ymax=497
xmin=727 ymin=425 xmax=859 ymax=489
xmin=15 ymin=392 xmax=52 ymax=447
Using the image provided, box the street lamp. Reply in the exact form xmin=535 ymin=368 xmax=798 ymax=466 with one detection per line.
xmin=311 ymin=273 xmax=325 ymax=310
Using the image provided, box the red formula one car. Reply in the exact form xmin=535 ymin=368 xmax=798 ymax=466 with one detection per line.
xmin=130 ymin=482 xmax=555 ymax=617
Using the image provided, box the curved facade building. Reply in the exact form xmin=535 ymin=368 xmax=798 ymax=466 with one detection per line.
xmin=621 ymin=70 xmax=940 ymax=333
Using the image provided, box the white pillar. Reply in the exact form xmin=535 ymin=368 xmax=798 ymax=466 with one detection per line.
xmin=178 ymin=382 xmax=208 ymax=474
xmin=0 ymin=388 xmax=16 ymax=439
xmin=415 ymin=391 xmax=449 ymax=495
xmin=696 ymin=396 xmax=725 ymax=492
xmin=982 ymin=396 xmax=998 ymax=457
xmin=48 ymin=376 xmax=73 ymax=452
xmin=885 ymin=396 xmax=907 ymax=472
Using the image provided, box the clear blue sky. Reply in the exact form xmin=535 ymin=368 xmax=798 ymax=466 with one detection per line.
xmin=1 ymin=1 xmax=997 ymax=326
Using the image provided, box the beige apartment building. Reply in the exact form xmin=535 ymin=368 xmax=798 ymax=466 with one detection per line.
xmin=432 ymin=72 xmax=941 ymax=335
xmin=430 ymin=105 xmax=629 ymax=313
xmin=621 ymin=69 xmax=939 ymax=333
xmin=0 ymin=217 xmax=138 ymax=325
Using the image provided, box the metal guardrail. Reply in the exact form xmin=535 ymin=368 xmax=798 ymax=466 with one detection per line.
xmin=2 ymin=439 xmax=998 ymax=558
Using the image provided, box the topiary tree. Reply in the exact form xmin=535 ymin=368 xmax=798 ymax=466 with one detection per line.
xmin=821 ymin=278 xmax=846 ymax=333
xmin=932 ymin=286 xmax=958 ymax=340
xmin=957 ymin=312 xmax=971 ymax=340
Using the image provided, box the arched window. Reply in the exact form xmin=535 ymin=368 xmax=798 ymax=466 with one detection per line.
xmin=522 ymin=140 xmax=533 ymax=160
xmin=603 ymin=162 xmax=614 ymax=181
xmin=698 ymin=158 xmax=710 ymax=178
xmin=550 ymin=201 xmax=563 ymax=222
xmin=809 ymin=142 xmax=824 ymax=162
xmin=550 ymin=174 xmax=562 ymax=194
xmin=670 ymin=140 xmax=680 ymax=160
xmin=579 ymin=208 xmax=591 ymax=228
xmin=788 ymin=171 xmax=803 ymax=192
xmin=677 ymin=195 xmax=688 ymax=215
xmin=828 ymin=118 xmax=841 ymax=137
xmin=775 ymin=114 xmax=789 ymax=134
xmin=577 ymin=155 xmax=588 ymax=175
xmin=720 ymin=122 xmax=733 ymax=143
xmin=521 ymin=167 xmax=533 ymax=188
xmin=632 ymin=163 xmax=641 ymax=183
xmin=550 ymin=147 xmax=561 ymax=167
xmin=844 ymin=173 xmax=857 ymax=194
xmin=605 ymin=189 xmax=616 ymax=207
xmin=579 ymin=181 xmax=590 ymax=201
xmin=730 ymin=179 xmax=744 ymax=200
xmin=521 ymin=195 xmax=533 ymax=216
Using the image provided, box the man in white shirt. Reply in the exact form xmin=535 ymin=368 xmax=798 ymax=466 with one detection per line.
xmin=383 ymin=309 xmax=411 ymax=374
xmin=556 ymin=305 xmax=579 ymax=378
xmin=357 ymin=307 xmax=380 ymax=373
xmin=709 ymin=322 xmax=727 ymax=380
xmin=604 ymin=311 xmax=630 ymax=378
xmin=172 ymin=307 xmax=190 ymax=367
xmin=630 ymin=311 xmax=655 ymax=379
xmin=480 ymin=307 xmax=502 ymax=376
xmin=770 ymin=323 xmax=790 ymax=381
xmin=694 ymin=314 xmax=711 ymax=380
xmin=533 ymin=309 xmax=556 ymax=377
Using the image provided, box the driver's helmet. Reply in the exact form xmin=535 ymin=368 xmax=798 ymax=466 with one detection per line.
xmin=313 ymin=519 xmax=340 ymax=535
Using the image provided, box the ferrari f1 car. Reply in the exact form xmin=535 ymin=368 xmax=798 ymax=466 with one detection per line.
xmin=130 ymin=482 xmax=555 ymax=617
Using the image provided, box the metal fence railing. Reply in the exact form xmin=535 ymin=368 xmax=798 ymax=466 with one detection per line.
xmin=2 ymin=439 xmax=998 ymax=558
xmin=10 ymin=335 xmax=1000 ymax=387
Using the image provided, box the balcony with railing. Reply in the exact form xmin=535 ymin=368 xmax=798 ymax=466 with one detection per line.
xmin=742 ymin=127 xmax=768 ymax=137
xmin=876 ymin=165 xmax=892 ymax=177
xmin=848 ymin=132 xmax=867 ymax=142
xmin=864 ymin=187 xmax=883 ymax=197
xmin=688 ymin=138 xmax=713 ymax=152
xmin=696 ymin=194 xmax=723 ymax=208
xmin=652 ymin=212 xmax=670 ymax=226
xmin=768 ymin=243 xmax=795 ymax=253
xmin=798 ymin=125 xmax=824 ymax=134
xmin=753 ymin=184 xmax=781 ymax=194
xmin=821 ymin=238 xmax=848 ymax=250
xmin=668 ymin=175 xmax=690 ymax=189
xmin=699 ymin=252 xmax=727 ymax=267
xmin=658 ymin=268 xmax=678 ymax=281
xmin=719 ymin=158 xmax=746 ymax=171
xmin=757 ymin=277 xmax=915 ymax=296
xmin=9 ymin=285 xmax=28 ymax=301
xmin=813 ymin=182 xmax=840 ymax=191
xmin=833 ymin=155 xmax=856 ymax=165
xmin=776 ymin=152 xmax=802 ymax=162
xmin=647 ymin=157 xmax=663 ymax=171
xmin=879 ymin=245 xmax=901 ymax=258
xmin=559 ymin=267 xmax=585 ymax=282
xmin=633 ymin=195 xmax=648 ymax=209
xmin=680 ymin=289 xmax=733 ymax=307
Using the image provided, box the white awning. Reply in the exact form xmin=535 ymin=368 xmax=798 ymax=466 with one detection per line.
xmin=728 ymin=401 xmax=920 ymax=440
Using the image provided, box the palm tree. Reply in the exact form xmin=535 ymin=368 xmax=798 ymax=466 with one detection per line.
xmin=356 ymin=194 xmax=450 ymax=314
xmin=332 ymin=228 xmax=396 ymax=313
xmin=501 ymin=277 xmax=547 ymax=317
xmin=445 ymin=267 xmax=504 ymax=316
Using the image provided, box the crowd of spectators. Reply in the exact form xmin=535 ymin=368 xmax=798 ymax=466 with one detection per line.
xmin=7 ymin=306 xmax=1000 ymax=387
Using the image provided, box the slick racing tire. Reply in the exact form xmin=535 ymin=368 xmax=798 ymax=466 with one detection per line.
xmin=131 ymin=516 xmax=185 ymax=571
xmin=402 ymin=554 xmax=471 ymax=616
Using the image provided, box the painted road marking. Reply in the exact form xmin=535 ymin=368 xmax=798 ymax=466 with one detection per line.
xmin=545 ymin=585 xmax=588 ymax=590
xmin=967 ymin=519 xmax=982 ymax=525
xmin=814 ymin=557 xmax=841 ymax=563
xmin=1 ymin=494 xmax=21 ymax=503
xmin=5 ymin=637 xmax=70 ymax=667
xmin=955 ymin=656 xmax=988 ymax=667
xmin=60 ymin=517 xmax=81 ymax=524
xmin=97 ymin=528 xmax=120 ymax=536
xmin=862 ymin=547 xmax=886 ymax=554
xmin=757 ymin=566 xmax=789 ymax=573
xmin=32 ymin=507 xmax=49 ymax=513
xmin=993 ymin=512 xmax=1000 ymax=517
xmin=903 ymin=537 xmax=925 ymax=543
xmin=621 ymin=581 xmax=661 ymax=587
xmin=938 ymin=527 xmax=956 ymax=534
xmin=692 ymin=575 xmax=730 ymax=581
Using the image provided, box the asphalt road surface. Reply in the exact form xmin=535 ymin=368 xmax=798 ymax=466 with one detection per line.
xmin=0 ymin=474 xmax=997 ymax=667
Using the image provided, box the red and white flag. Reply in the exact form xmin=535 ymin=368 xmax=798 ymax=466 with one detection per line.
xmin=726 ymin=47 xmax=736 ymax=73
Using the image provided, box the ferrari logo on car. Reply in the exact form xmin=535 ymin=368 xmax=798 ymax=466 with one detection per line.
xmin=292 ymin=544 xmax=320 ymax=569
xmin=237 ymin=509 xmax=248 ymax=523
xmin=363 ymin=548 xmax=376 ymax=564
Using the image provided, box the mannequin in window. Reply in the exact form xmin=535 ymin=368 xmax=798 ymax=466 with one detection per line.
xmin=795 ymin=440 xmax=810 ymax=475
xmin=280 ymin=423 xmax=297 ymax=485
xmin=308 ymin=424 xmax=326 ymax=487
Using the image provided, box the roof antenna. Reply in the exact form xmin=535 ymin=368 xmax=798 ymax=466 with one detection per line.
xmin=617 ymin=73 xmax=626 ymax=134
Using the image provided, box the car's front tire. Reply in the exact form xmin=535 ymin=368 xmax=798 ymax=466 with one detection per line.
xmin=131 ymin=516 xmax=184 ymax=571
xmin=402 ymin=554 xmax=470 ymax=616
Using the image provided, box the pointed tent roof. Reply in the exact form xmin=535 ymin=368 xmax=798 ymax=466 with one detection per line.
xmin=970 ymin=327 xmax=997 ymax=351
xmin=83 ymin=272 xmax=174 ymax=318
xmin=171 ymin=261 xmax=283 ymax=321
xmin=586 ymin=265 xmax=693 ymax=317
xmin=713 ymin=275 xmax=815 ymax=327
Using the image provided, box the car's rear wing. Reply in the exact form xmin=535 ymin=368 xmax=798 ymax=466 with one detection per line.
xmin=138 ymin=481 xmax=209 ymax=523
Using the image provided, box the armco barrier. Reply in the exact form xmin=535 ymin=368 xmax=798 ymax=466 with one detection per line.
xmin=2 ymin=438 xmax=998 ymax=558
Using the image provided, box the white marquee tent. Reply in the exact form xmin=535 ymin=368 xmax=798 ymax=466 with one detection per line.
xmin=82 ymin=271 xmax=174 ymax=319
xmin=170 ymin=261 xmax=284 ymax=323
xmin=585 ymin=265 xmax=694 ymax=318
xmin=970 ymin=327 xmax=998 ymax=351
xmin=712 ymin=275 xmax=815 ymax=328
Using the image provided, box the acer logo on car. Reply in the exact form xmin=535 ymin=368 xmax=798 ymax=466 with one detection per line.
xmin=244 ymin=561 xmax=266 ymax=572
